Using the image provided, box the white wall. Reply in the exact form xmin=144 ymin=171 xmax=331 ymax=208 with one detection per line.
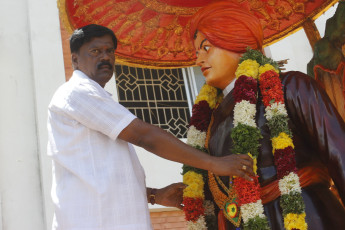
xmin=266 ymin=29 xmax=314 ymax=74
xmin=27 ymin=0 xmax=67 ymax=228
xmin=315 ymin=3 xmax=338 ymax=38
xmin=135 ymin=146 xmax=184 ymax=210
xmin=108 ymin=77 xmax=184 ymax=210
xmin=0 ymin=0 xmax=65 ymax=229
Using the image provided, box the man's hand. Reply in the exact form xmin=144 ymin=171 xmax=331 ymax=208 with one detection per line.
xmin=210 ymin=154 xmax=255 ymax=181
xmin=155 ymin=183 xmax=187 ymax=209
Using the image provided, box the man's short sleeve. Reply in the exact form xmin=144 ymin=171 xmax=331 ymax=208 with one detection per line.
xmin=63 ymin=83 xmax=136 ymax=140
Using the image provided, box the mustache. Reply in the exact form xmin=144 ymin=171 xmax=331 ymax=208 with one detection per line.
xmin=97 ymin=61 xmax=113 ymax=69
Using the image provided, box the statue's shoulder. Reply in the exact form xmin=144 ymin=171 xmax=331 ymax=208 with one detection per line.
xmin=280 ymin=71 xmax=318 ymax=89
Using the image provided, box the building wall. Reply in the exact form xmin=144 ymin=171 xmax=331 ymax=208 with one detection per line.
xmin=150 ymin=210 xmax=186 ymax=230
xmin=0 ymin=0 xmax=65 ymax=229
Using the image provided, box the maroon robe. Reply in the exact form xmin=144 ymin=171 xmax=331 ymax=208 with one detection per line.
xmin=208 ymin=71 xmax=345 ymax=229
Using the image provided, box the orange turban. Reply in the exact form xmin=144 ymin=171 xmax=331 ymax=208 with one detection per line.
xmin=190 ymin=1 xmax=263 ymax=53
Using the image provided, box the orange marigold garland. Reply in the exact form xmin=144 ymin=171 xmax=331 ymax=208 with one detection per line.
xmin=183 ymin=197 xmax=205 ymax=222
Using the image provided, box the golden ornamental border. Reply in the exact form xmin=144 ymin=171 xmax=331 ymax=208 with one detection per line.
xmin=58 ymin=0 xmax=75 ymax=34
xmin=57 ymin=0 xmax=340 ymax=68
xmin=137 ymin=0 xmax=200 ymax=15
xmin=115 ymin=55 xmax=196 ymax=69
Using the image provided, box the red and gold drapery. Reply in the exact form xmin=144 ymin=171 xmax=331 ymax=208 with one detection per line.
xmin=58 ymin=0 xmax=338 ymax=68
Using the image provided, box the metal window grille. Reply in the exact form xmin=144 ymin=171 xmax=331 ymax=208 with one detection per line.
xmin=115 ymin=65 xmax=191 ymax=138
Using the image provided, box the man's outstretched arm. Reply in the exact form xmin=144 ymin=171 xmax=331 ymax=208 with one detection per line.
xmin=118 ymin=118 xmax=254 ymax=179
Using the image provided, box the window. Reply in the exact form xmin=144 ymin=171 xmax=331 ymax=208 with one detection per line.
xmin=115 ymin=65 xmax=193 ymax=138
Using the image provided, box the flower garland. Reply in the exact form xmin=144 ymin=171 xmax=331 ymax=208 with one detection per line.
xmin=232 ymin=55 xmax=269 ymax=230
xmin=256 ymin=59 xmax=307 ymax=230
xmin=182 ymin=48 xmax=307 ymax=230
xmin=182 ymin=85 xmax=219 ymax=230
xmin=234 ymin=49 xmax=307 ymax=230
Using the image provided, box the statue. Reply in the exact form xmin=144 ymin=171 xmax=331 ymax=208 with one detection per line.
xmin=182 ymin=1 xmax=345 ymax=229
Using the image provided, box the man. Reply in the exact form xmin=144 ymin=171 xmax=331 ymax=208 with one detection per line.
xmin=47 ymin=24 xmax=254 ymax=230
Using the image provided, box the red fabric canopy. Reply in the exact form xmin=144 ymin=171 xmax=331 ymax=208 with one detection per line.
xmin=58 ymin=0 xmax=338 ymax=68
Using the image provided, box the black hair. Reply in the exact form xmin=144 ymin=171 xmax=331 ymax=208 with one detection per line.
xmin=70 ymin=24 xmax=117 ymax=53
xmin=193 ymin=30 xmax=198 ymax=40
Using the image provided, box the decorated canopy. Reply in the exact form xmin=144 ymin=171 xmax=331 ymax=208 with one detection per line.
xmin=58 ymin=0 xmax=338 ymax=68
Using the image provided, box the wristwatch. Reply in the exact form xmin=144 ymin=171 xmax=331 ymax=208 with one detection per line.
xmin=149 ymin=188 xmax=157 ymax=205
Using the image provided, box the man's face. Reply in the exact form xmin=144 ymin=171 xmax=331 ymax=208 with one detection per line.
xmin=72 ymin=35 xmax=115 ymax=88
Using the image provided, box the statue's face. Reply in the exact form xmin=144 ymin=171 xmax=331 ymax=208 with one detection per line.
xmin=194 ymin=31 xmax=241 ymax=90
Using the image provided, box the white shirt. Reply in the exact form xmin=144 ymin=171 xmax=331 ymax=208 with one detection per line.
xmin=47 ymin=70 xmax=152 ymax=230
xmin=223 ymin=79 xmax=236 ymax=97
